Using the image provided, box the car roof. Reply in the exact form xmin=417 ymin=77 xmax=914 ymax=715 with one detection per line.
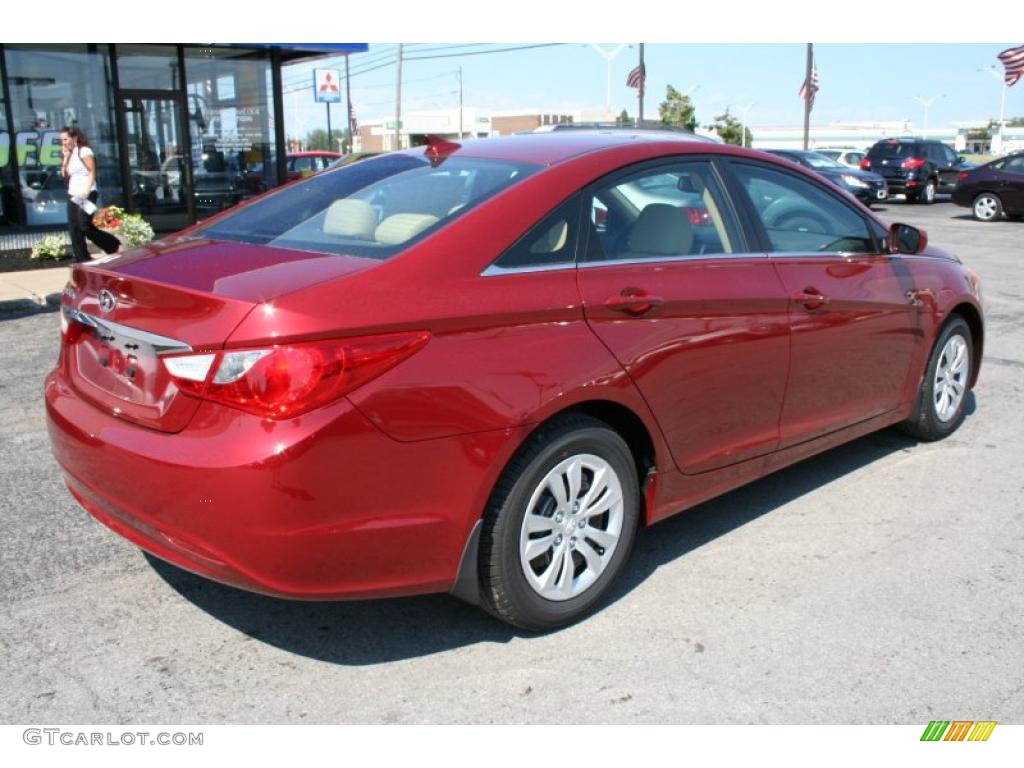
xmin=394 ymin=130 xmax=717 ymax=167
xmin=289 ymin=151 xmax=341 ymax=158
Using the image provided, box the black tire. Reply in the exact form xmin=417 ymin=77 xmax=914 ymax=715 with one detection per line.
xmin=905 ymin=192 xmax=919 ymax=204
xmin=899 ymin=316 xmax=973 ymax=441
xmin=479 ymin=415 xmax=639 ymax=631
xmin=972 ymin=193 xmax=1004 ymax=222
xmin=921 ymin=178 xmax=937 ymax=205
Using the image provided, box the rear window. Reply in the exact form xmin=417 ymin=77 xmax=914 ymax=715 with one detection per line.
xmin=193 ymin=154 xmax=539 ymax=260
xmin=868 ymin=142 xmax=918 ymax=160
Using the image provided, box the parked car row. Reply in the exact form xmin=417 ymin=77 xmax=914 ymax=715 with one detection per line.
xmin=775 ymin=139 xmax=1022 ymax=224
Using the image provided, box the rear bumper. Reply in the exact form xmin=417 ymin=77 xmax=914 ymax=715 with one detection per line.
xmin=45 ymin=367 xmax=524 ymax=600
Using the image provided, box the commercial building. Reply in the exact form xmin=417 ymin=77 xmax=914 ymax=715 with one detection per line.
xmin=0 ymin=43 xmax=364 ymax=237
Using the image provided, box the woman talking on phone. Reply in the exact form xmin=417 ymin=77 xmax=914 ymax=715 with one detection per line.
xmin=60 ymin=126 xmax=120 ymax=262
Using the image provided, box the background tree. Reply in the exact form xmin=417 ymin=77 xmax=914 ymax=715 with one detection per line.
xmin=617 ymin=108 xmax=631 ymax=125
xmin=303 ymin=129 xmax=335 ymax=151
xmin=658 ymin=85 xmax=698 ymax=131
xmin=706 ymin=109 xmax=752 ymax=147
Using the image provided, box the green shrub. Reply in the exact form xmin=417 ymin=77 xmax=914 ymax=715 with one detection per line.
xmin=30 ymin=234 xmax=69 ymax=261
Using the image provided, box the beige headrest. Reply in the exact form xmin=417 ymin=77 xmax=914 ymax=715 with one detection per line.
xmin=323 ymin=199 xmax=377 ymax=239
xmin=374 ymin=213 xmax=439 ymax=246
xmin=627 ymin=203 xmax=693 ymax=256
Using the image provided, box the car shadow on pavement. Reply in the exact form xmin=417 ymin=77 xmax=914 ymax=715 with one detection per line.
xmin=146 ymin=399 xmax=974 ymax=665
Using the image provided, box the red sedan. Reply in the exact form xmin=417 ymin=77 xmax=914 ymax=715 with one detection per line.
xmin=46 ymin=131 xmax=984 ymax=630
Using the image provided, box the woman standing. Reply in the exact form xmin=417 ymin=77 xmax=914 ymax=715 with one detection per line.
xmin=60 ymin=126 xmax=120 ymax=262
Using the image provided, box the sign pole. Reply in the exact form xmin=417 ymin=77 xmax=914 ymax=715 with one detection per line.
xmin=326 ymin=102 xmax=332 ymax=151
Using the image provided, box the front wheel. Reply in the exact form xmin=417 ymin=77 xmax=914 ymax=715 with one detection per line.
xmin=899 ymin=317 xmax=973 ymax=441
xmin=479 ymin=415 xmax=639 ymax=631
xmin=972 ymin=193 xmax=1003 ymax=222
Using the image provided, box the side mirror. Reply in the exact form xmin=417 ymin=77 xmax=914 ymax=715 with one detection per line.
xmin=888 ymin=223 xmax=928 ymax=255
xmin=957 ymin=156 xmax=968 ymax=165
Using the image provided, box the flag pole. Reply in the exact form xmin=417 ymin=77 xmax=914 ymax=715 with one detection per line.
xmin=802 ymin=43 xmax=812 ymax=150
xmin=637 ymin=43 xmax=645 ymax=127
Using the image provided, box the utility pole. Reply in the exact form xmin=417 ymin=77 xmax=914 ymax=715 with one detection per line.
xmin=394 ymin=43 xmax=403 ymax=151
xmin=802 ymin=43 xmax=813 ymax=150
xmin=345 ymin=55 xmax=353 ymax=153
xmin=458 ymin=66 xmax=464 ymax=140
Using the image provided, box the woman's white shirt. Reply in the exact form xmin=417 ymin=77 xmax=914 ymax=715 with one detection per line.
xmin=66 ymin=147 xmax=97 ymax=198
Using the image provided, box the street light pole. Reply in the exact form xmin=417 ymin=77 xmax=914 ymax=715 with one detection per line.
xmin=911 ymin=94 xmax=942 ymax=138
xmin=588 ymin=44 xmax=626 ymax=118
xmin=736 ymin=102 xmax=755 ymax=148
xmin=978 ymin=66 xmax=1007 ymax=153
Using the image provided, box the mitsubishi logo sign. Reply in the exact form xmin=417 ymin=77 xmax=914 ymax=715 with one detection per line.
xmin=313 ymin=69 xmax=342 ymax=103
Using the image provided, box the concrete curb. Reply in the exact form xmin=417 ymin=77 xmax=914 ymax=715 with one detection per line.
xmin=0 ymin=267 xmax=69 ymax=316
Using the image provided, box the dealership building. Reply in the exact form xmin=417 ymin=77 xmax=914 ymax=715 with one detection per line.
xmin=0 ymin=43 xmax=364 ymax=237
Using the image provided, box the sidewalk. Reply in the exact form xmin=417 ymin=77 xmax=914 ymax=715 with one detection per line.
xmin=0 ymin=266 xmax=69 ymax=313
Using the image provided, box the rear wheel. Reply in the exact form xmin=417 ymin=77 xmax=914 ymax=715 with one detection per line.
xmin=479 ymin=415 xmax=639 ymax=631
xmin=899 ymin=317 xmax=973 ymax=441
xmin=972 ymin=193 xmax=1003 ymax=222
xmin=921 ymin=178 xmax=937 ymax=205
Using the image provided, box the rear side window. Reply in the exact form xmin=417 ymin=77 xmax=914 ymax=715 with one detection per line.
xmin=732 ymin=163 xmax=875 ymax=254
xmin=194 ymin=155 xmax=540 ymax=260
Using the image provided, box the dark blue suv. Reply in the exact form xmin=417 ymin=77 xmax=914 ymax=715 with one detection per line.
xmin=861 ymin=138 xmax=970 ymax=204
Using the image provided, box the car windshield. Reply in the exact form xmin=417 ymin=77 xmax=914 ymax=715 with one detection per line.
xmin=193 ymin=154 xmax=540 ymax=260
xmin=801 ymin=153 xmax=846 ymax=170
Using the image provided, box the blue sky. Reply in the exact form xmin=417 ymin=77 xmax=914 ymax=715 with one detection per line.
xmin=280 ymin=43 xmax=1022 ymax=139
xmin=23 ymin=1 xmax=1024 ymax=140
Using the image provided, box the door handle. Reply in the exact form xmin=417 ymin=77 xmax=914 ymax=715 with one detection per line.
xmin=605 ymin=288 xmax=663 ymax=316
xmin=794 ymin=287 xmax=829 ymax=311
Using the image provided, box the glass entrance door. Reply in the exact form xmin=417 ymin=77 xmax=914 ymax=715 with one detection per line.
xmin=121 ymin=94 xmax=190 ymax=231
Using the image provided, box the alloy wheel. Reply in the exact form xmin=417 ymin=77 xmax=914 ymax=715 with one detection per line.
xmin=933 ymin=334 xmax=969 ymax=423
xmin=518 ymin=453 xmax=624 ymax=601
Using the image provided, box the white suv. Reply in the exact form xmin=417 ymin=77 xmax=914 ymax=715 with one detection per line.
xmin=815 ymin=147 xmax=866 ymax=169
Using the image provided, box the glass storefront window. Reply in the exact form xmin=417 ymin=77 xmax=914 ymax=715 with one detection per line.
xmin=184 ymin=47 xmax=277 ymax=221
xmin=1 ymin=97 xmax=13 ymax=224
xmin=3 ymin=45 xmax=121 ymax=226
xmin=115 ymin=45 xmax=179 ymax=91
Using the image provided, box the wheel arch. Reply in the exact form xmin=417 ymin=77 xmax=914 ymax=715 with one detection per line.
xmin=449 ymin=399 xmax=660 ymax=607
xmin=950 ymin=302 xmax=984 ymax=388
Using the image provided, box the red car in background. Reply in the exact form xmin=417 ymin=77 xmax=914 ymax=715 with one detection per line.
xmin=286 ymin=151 xmax=342 ymax=180
xmin=46 ymin=131 xmax=983 ymax=630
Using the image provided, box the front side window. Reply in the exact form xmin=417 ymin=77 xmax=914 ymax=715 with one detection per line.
xmin=194 ymin=154 xmax=538 ymax=260
xmin=732 ymin=163 xmax=875 ymax=254
xmin=585 ymin=161 xmax=739 ymax=262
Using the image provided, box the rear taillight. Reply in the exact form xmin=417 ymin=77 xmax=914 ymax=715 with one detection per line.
xmin=901 ymin=157 xmax=926 ymax=170
xmin=859 ymin=157 xmax=871 ymax=171
xmin=681 ymin=206 xmax=711 ymax=226
xmin=958 ymin=171 xmax=969 ymax=182
xmin=163 ymin=331 xmax=430 ymax=419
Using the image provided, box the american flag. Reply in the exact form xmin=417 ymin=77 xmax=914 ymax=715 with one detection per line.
xmin=799 ymin=58 xmax=819 ymax=110
xmin=627 ymin=64 xmax=645 ymax=90
xmin=349 ymin=103 xmax=358 ymax=133
xmin=998 ymin=45 xmax=1024 ymax=87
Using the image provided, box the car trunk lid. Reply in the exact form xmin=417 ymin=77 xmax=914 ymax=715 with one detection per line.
xmin=60 ymin=238 xmax=379 ymax=433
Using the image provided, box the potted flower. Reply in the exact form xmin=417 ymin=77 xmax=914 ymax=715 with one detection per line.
xmin=92 ymin=206 xmax=155 ymax=248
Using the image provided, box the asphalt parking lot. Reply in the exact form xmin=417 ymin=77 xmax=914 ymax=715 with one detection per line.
xmin=1 ymin=196 xmax=1021 ymax=725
